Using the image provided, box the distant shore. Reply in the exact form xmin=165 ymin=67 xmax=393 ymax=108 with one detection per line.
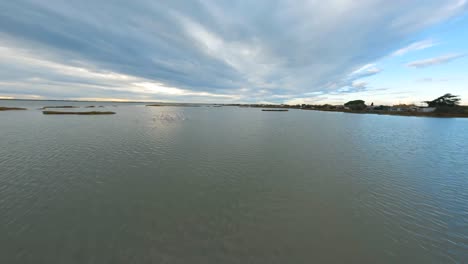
xmin=302 ymin=108 xmax=468 ymax=118
xmin=2 ymin=99 xmax=468 ymax=118
xmin=234 ymin=104 xmax=468 ymax=118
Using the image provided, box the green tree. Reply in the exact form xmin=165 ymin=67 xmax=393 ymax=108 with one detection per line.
xmin=344 ymin=100 xmax=367 ymax=111
xmin=424 ymin=93 xmax=461 ymax=107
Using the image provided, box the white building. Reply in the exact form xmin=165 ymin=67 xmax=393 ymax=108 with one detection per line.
xmin=418 ymin=107 xmax=436 ymax=113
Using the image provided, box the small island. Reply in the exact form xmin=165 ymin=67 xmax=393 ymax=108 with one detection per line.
xmin=0 ymin=107 xmax=27 ymax=111
xmin=262 ymin=109 xmax=289 ymax=112
xmin=41 ymin=106 xmax=79 ymax=110
xmin=42 ymin=111 xmax=116 ymax=115
xmin=146 ymin=104 xmax=201 ymax=107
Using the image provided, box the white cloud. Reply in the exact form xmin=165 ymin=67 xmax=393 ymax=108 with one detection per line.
xmin=407 ymin=53 xmax=466 ymax=68
xmin=352 ymin=81 xmax=368 ymax=88
xmin=0 ymin=43 xmax=240 ymax=101
xmin=416 ymin=78 xmax=449 ymax=82
xmin=133 ymin=82 xmax=240 ymax=99
xmin=350 ymin=64 xmax=382 ymax=77
xmin=392 ymin=39 xmax=437 ymax=56
xmin=176 ymin=15 xmax=280 ymax=88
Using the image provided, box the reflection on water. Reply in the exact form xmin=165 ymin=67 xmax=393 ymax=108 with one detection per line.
xmin=153 ymin=112 xmax=187 ymax=123
xmin=0 ymin=100 xmax=467 ymax=263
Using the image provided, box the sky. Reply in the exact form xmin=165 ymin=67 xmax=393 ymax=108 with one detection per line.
xmin=1 ymin=0 xmax=467 ymax=105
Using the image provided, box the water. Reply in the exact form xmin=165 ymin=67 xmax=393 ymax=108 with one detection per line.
xmin=1 ymin=100 xmax=467 ymax=263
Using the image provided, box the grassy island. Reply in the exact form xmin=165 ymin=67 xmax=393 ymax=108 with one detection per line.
xmin=0 ymin=107 xmax=27 ymax=111
xmin=262 ymin=109 xmax=289 ymax=112
xmin=43 ymin=111 xmax=115 ymax=115
xmin=146 ymin=104 xmax=201 ymax=107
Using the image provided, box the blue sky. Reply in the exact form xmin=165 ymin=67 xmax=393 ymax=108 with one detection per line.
xmin=0 ymin=0 xmax=467 ymax=104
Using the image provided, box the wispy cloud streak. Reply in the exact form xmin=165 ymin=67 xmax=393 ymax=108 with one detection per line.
xmin=407 ymin=54 xmax=466 ymax=68
xmin=392 ymin=39 xmax=437 ymax=56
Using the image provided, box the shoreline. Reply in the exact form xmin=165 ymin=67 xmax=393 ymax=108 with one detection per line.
xmin=2 ymin=99 xmax=468 ymax=118
xmin=302 ymin=108 xmax=468 ymax=118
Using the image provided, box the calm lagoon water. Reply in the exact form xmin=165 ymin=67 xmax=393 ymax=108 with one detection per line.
xmin=1 ymin=100 xmax=467 ymax=263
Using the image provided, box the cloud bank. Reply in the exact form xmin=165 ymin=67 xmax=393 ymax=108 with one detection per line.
xmin=0 ymin=0 xmax=467 ymax=102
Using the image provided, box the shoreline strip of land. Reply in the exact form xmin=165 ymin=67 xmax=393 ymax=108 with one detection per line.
xmin=42 ymin=111 xmax=116 ymax=115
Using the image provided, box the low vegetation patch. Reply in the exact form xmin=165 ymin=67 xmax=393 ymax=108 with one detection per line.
xmin=146 ymin=104 xmax=201 ymax=107
xmin=434 ymin=105 xmax=468 ymax=114
xmin=0 ymin=107 xmax=27 ymax=111
xmin=41 ymin=106 xmax=78 ymax=109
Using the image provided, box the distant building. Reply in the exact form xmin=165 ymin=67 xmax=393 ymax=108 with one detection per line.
xmin=389 ymin=107 xmax=402 ymax=112
xmin=418 ymin=107 xmax=436 ymax=113
xmin=391 ymin=104 xmax=418 ymax=112
xmin=367 ymin=105 xmax=376 ymax=110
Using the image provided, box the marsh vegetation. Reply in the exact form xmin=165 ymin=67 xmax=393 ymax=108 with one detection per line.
xmin=0 ymin=107 xmax=27 ymax=111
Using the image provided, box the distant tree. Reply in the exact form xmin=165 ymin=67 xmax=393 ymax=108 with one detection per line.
xmin=344 ymin=100 xmax=367 ymax=111
xmin=424 ymin=93 xmax=461 ymax=107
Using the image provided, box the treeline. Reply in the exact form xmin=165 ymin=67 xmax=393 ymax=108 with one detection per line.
xmin=227 ymin=94 xmax=466 ymax=114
